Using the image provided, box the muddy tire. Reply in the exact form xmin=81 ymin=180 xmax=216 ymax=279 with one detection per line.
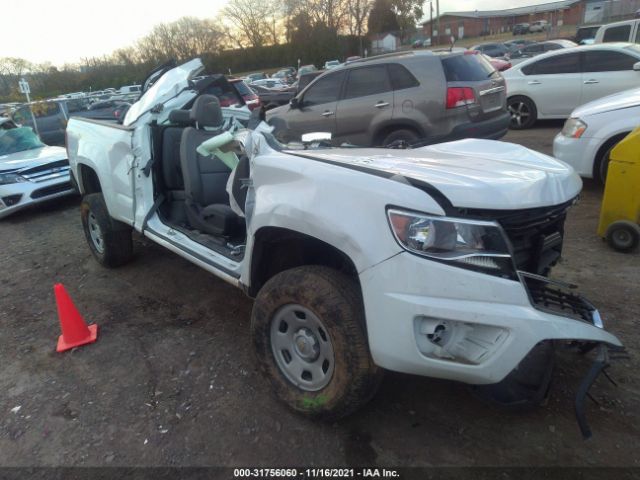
xmin=80 ymin=193 xmax=133 ymax=268
xmin=251 ymin=266 xmax=383 ymax=420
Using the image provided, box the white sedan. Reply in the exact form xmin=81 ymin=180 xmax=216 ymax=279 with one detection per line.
xmin=503 ymin=43 xmax=640 ymax=129
xmin=0 ymin=118 xmax=74 ymax=219
xmin=553 ymin=87 xmax=640 ymax=183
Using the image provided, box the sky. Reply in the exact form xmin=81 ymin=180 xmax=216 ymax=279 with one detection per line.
xmin=3 ymin=0 xmax=553 ymax=65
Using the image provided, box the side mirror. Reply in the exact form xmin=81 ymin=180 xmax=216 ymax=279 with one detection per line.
xmin=290 ymin=97 xmax=300 ymax=109
xmin=634 ymin=62 xmax=640 ymax=72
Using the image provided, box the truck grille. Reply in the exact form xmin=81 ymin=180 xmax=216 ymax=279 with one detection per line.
xmin=455 ymin=199 xmax=574 ymax=275
xmin=20 ymin=160 xmax=70 ymax=183
xmin=519 ymin=272 xmax=597 ymax=324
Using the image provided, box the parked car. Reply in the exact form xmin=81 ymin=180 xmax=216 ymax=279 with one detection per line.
xmin=513 ymin=23 xmax=530 ymax=35
xmin=11 ymin=98 xmax=94 ymax=146
xmin=574 ymin=24 xmax=601 ymax=44
xmin=119 ymin=85 xmax=142 ymax=95
xmin=245 ymin=72 xmax=267 ymax=83
xmin=268 ymin=50 xmax=509 ymax=146
xmin=529 ymin=20 xmax=550 ymax=33
xmin=485 ymin=55 xmax=511 ymax=71
xmin=470 ymin=42 xmax=510 ymax=58
xmin=65 ymin=58 xmax=623 ymax=431
xmin=503 ymin=43 xmax=640 ymax=129
xmin=345 ymin=56 xmax=362 ymax=63
xmin=595 ymin=19 xmax=640 ymax=43
xmin=0 ymin=118 xmax=74 ymax=218
xmin=86 ymin=100 xmax=131 ymax=121
xmin=230 ymin=78 xmax=261 ymax=111
xmin=272 ymin=69 xmax=295 ymax=84
xmin=553 ymin=86 xmax=640 ymax=182
xmin=250 ymin=78 xmax=289 ymax=89
xmin=324 ymin=60 xmax=341 ymax=70
xmin=252 ymin=84 xmax=296 ymax=110
xmin=297 ymin=64 xmax=317 ymax=78
xmin=504 ymin=39 xmax=536 ymax=51
xmin=508 ymin=39 xmax=578 ymax=65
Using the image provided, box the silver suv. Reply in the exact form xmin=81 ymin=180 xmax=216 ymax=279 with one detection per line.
xmin=267 ymin=50 xmax=510 ymax=147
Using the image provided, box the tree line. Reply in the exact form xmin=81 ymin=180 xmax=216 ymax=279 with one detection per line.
xmin=0 ymin=0 xmax=423 ymax=102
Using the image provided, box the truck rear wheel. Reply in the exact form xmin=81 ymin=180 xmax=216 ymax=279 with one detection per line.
xmin=80 ymin=193 xmax=133 ymax=268
xmin=251 ymin=266 xmax=382 ymax=420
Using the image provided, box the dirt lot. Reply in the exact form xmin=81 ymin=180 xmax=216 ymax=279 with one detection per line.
xmin=1 ymin=122 xmax=639 ymax=469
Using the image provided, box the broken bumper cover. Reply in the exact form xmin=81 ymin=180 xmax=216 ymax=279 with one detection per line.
xmin=359 ymin=252 xmax=623 ymax=384
xmin=575 ymin=343 xmax=629 ymax=439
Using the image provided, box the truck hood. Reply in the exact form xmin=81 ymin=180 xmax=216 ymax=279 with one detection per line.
xmin=572 ymin=87 xmax=640 ymax=118
xmin=288 ymin=139 xmax=582 ymax=210
xmin=0 ymin=146 xmax=67 ymax=172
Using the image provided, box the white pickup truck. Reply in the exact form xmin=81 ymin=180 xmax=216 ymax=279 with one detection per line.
xmin=66 ymin=59 xmax=624 ymax=436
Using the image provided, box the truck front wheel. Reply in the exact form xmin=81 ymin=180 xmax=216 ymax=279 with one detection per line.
xmin=251 ymin=266 xmax=382 ymax=420
xmin=80 ymin=193 xmax=133 ymax=268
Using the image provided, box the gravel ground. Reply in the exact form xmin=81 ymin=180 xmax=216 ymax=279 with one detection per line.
xmin=0 ymin=122 xmax=638 ymax=468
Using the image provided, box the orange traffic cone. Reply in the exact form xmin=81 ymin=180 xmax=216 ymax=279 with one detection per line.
xmin=54 ymin=283 xmax=98 ymax=352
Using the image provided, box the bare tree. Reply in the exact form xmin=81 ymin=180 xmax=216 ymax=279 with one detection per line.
xmin=222 ymin=0 xmax=281 ymax=48
xmin=136 ymin=17 xmax=224 ymax=64
xmin=346 ymin=0 xmax=371 ymax=36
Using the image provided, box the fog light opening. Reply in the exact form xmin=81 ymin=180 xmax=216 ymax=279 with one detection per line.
xmin=414 ymin=316 xmax=508 ymax=365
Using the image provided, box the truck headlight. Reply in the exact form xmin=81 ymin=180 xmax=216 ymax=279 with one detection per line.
xmin=0 ymin=172 xmax=27 ymax=185
xmin=387 ymin=209 xmax=515 ymax=278
xmin=561 ymin=118 xmax=587 ymax=138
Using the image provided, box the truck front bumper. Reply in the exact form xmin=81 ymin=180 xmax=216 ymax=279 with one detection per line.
xmin=360 ymin=252 xmax=622 ymax=385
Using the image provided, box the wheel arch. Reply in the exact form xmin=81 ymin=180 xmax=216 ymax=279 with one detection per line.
xmin=248 ymin=227 xmax=359 ymax=298
xmin=77 ymin=163 xmax=102 ymax=195
xmin=373 ymin=120 xmax=425 ymax=146
xmin=593 ymin=131 xmax=631 ymax=183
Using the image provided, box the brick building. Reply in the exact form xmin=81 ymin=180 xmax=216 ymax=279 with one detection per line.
xmin=422 ymin=0 xmax=595 ymax=42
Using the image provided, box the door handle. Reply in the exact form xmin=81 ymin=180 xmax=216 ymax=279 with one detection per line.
xmin=527 ymin=80 xmax=541 ymax=85
xmin=321 ymin=111 xmax=334 ymax=117
xmin=374 ymin=101 xmax=390 ymax=108
xmin=583 ymin=79 xmax=599 ymax=85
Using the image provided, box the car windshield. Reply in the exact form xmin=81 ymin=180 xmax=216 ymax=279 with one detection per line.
xmin=0 ymin=127 xmax=44 ymax=156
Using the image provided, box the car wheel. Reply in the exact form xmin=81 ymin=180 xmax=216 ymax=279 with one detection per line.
xmin=606 ymin=221 xmax=640 ymax=253
xmin=80 ymin=193 xmax=133 ymax=268
xmin=508 ymin=96 xmax=537 ymax=129
xmin=594 ymin=133 xmax=629 ymax=184
xmin=382 ymin=128 xmax=420 ymax=147
xmin=251 ymin=266 xmax=383 ymax=420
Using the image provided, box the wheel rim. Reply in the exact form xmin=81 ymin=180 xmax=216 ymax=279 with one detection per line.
xmin=508 ymin=101 xmax=530 ymax=127
xmin=270 ymin=304 xmax=335 ymax=392
xmin=88 ymin=212 xmax=105 ymax=254
xmin=612 ymin=229 xmax=633 ymax=249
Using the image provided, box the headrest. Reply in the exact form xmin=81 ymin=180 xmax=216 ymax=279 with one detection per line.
xmin=190 ymin=94 xmax=224 ymax=128
xmin=168 ymin=109 xmax=191 ymax=125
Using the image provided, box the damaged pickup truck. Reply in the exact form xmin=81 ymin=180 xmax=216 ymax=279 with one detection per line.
xmin=65 ymin=59 xmax=624 ymax=437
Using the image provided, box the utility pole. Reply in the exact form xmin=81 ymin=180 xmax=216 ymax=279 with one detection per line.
xmin=436 ymin=0 xmax=440 ymax=46
xmin=430 ymin=1 xmax=434 ymax=45
xmin=18 ymin=78 xmax=39 ymax=137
